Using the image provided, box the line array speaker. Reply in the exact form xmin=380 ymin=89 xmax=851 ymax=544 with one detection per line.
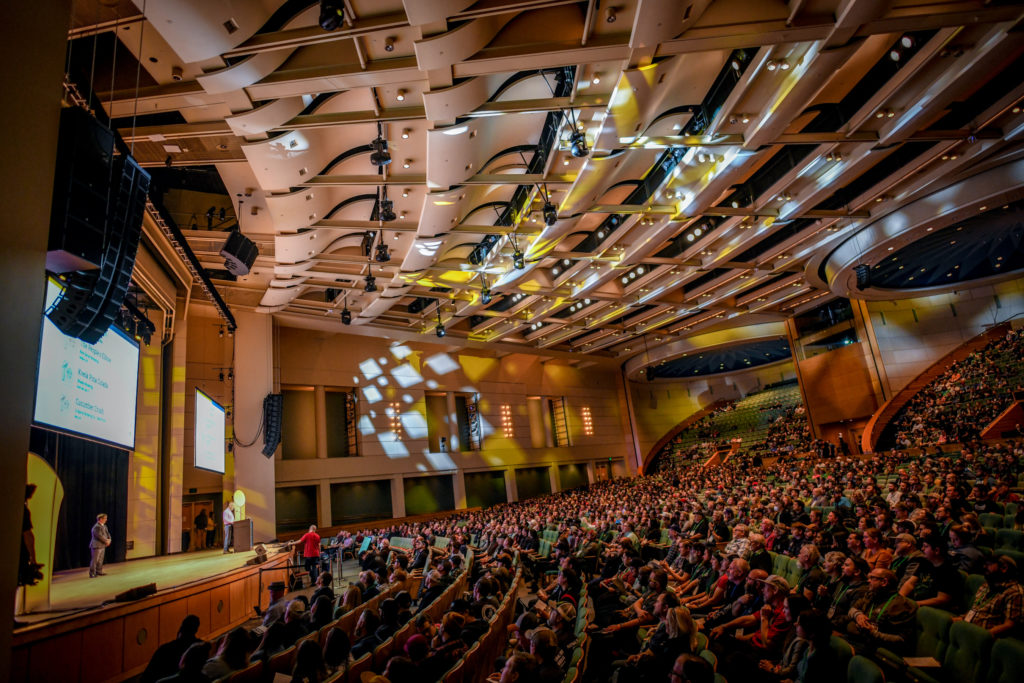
xmin=262 ymin=393 xmax=284 ymax=457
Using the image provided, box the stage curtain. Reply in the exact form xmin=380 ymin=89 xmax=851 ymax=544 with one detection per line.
xmin=29 ymin=427 xmax=129 ymax=571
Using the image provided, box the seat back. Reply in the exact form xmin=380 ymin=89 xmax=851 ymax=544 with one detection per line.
xmin=829 ymin=635 xmax=854 ymax=673
xmin=699 ymin=649 xmax=718 ymax=671
xmin=995 ymin=548 xmax=1024 ymax=565
xmin=224 ymin=661 xmax=263 ymax=683
xmin=986 ymin=637 xmax=1024 ymax=683
xmin=994 ymin=529 xmax=1020 ymax=550
xmin=964 ymin=574 xmax=986 ymax=607
xmin=847 ymin=654 xmax=885 ymax=683
xmin=912 ymin=606 xmax=953 ymax=660
xmin=979 ymin=513 xmax=1003 ymax=529
xmin=941 ymin=620 xmax=994 ymax=683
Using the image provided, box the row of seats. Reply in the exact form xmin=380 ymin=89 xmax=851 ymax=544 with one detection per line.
xmin=835 ymin=607 xmax=1024 ymax=683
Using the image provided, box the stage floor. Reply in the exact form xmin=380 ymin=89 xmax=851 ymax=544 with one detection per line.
xmin=19 ymin=548 xmax=260 ymax=624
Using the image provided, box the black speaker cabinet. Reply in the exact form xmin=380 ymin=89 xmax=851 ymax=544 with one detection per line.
xmin=48 ymin=107 xmax=115 ymax=273
xmin=221 ymin=230 xmax=258 ymax=276
xmin=262 ymin=393 xmax=284 ymax=457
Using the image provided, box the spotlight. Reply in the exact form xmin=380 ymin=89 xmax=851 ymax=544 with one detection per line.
xmin=375 ymin=242 xmax=391 ymax=262
xmin=766 ymin=60 xmax=778 ymax=71
xmin=605 ymin=6 xmax=616 ymax=22
xmin=481 ymin=288 xmax=492 ymax=305
xmin=378 ymin=199 xmax=397 ymax=222
xmin=900 ymin=35 xmax=914 ymax=49
xmin=341 ymin=307 xmax=352 ymax=325
xmin=384 ymin=36 xmax=395 ymax=52
xmin=369 ymin=136 xmax=391 ymax=167
xmin=543 ymin=202 xmax=558 ymax=226
xmin=569 ymin=130 xmax=589 ymax=157
xmin=364 ymin=274 xmax=377 ymax=292
xmin=319 ymin=0 xmax=345 ymax=31
xmin=513 ymin=251 xmax=525 ymax=270
xmin=889 ymin=49 xmax=901 ymax=61
xmin=401 ymin=129 xmax=410 ymax=139
xmin=396 ymin=89 xmax=406 ymax=102
xmin=435 ymin=323 xmax=446 ymax=338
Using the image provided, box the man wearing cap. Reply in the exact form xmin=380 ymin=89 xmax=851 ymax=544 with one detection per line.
xmin=846 ymin=568 xmax=917 ymax=653
xmin=891 ymin=533 xmax=926 ymax=585
xmin=262 ymin=581 xmax=288 ymax=627
xmin=724 ymin=525 xmax=750 ymax=559
xmin=963 ymin=555 xmax=1024 ymax=637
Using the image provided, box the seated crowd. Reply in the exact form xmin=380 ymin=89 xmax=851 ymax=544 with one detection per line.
xmin=142 ymin=436 xmax=1024 ymax=683
xmin=889 ymin=328 xmax=1024 ymax=448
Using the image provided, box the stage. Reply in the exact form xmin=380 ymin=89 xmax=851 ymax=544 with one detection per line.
xmin=12 ymin=548 xmax=291 ymax=683
xmin=17 ymin=548 xmax=263 ymax=624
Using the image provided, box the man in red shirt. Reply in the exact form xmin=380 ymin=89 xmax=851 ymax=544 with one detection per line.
xmin=299 ymin=525 xmax=322 ymax=584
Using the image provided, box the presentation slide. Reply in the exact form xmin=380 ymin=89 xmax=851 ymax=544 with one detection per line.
xmin=195 ymin=389 xmax=226 ymax=473
xmin=33 ymin=278 xmax=140 ymax=449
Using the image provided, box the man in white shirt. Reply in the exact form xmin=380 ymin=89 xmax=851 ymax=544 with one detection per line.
xmin=222 ymin=501 xmax=235 ymax=553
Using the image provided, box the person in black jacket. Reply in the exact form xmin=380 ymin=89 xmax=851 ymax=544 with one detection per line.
xmin=142 ymin=615 xmax=202 ymax=683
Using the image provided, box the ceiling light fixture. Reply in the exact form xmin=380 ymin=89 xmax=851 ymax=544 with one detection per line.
xmin=569 ymin=130 xmax=588 ymax=158
xmin=401 ymin=129 xmax=410 ymax=139
xmin=396 ymin=89 xmax=406 ymax=102
xmin=340 ymin=292 xmax=352 ymax=325
xmin=605 ymin=6 xmax=616 ymax=22
xmin=364 ymin=267 xmax=377 ymax=293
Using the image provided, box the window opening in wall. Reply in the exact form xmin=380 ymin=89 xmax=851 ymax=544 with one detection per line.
xmin=550 ymin=396 xmax=570 ymax=447
xmin=501 ymin=404 xmax=514 ymax=438
xmin=388 ymin=401 xmax=402 ymax=441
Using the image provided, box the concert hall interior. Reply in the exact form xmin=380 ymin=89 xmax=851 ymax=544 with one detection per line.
xmin=3 ymin=1 xmax=1024 ymax=682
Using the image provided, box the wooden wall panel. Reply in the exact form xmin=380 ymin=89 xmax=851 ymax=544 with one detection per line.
xmin=187 ymin=590 xmax=212 ymax=640
xmin=798 ymin=344 xmax=878 ymax=426
xmin=29 ymin=630 xmax=83 ymax=682
xmin=228 ymin=578 xmax=247 ymax=624
xmin=122 ymin=607 xmax=160 ymax=673
xmin=80 ymin=619 xmax=124 ymax=683
xmin=209 ymin=584 xmax=231 ymax=633
xmin=158 ymin=598 xmax=189 ymax=646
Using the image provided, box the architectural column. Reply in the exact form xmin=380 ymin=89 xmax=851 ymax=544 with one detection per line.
xmin=619 ymin=370 xmax=644 ymax=473
xmin=314 ymin=386 xmax=328 ymax=459
xmin=231 ymin=311 xmax=276 ymax=541
xmin=390 ymin=475 xmax=406 ymax=518
xmin=0 ymin=1 xmax=72 ymax=673
xmin=549 ymin=464 xmax=561 ymax=494
xmin=445 ymin=391 xmax=460 ymax=452
xmin=163 ymin=299 xmax=188 ymax=553
xmin=585 ymin=462 xmax=597 ymax=484
xmin=453 ymin=469 xmax=467 ymax=509
xmin=317 ymin=483 xmax=332 ymax=528
xmin=785 ymin=318 xmax=819 ymax=439
xmin=851 ymin=298 xmax=892 ymax=404
xmin=504 ymin=467 xmax=519 ymax=503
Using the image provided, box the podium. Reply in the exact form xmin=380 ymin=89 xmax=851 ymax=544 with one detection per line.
xmin=232 ymin=519 xmax=254 ymax=552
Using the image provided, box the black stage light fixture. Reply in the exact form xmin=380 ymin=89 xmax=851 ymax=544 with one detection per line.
xmin=369 ymin=122 xmax=391 ymax=167
xmin=543 ymin=202 xmax=558 ymax=226
xmin=435 ymin=305 xmax=446 ymax=337
xmin=569 ymin=130 xmax=589 ymax=158
xmin=512 ymin=250 xmax=525 ymax=270
xmin=375 ymin=241 xmax=391 ymax=262
xmin=364 ymin=274 xmax=377 ymax=293
xmin=378 ymin=199 xmax=396 ymax=222
xmin=855 ymin=264 xmax=872 ymax=291
xmin=481 ymin=287 xmax=492 ymax=305
xmin=341 ymin=307 xmax=352 ymax=325
xmin=319 ymin=1 xmax=345 ymax=31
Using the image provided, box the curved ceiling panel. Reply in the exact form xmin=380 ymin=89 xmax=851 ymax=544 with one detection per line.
xmin=143 ymin=0 xmax=282 ymax=64
xmin=413 ymin=15 xmax=515 ymax=72
xmin=226 ymin=96 xmax=310 ymax=137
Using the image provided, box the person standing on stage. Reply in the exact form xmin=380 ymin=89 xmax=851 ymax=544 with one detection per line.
xmin=194 ymin=508 xmax=208 ymax=550
xmin=300 ymin=524 xmax=322 ymax=584
xmin=223 ymin=501 xmax=236 ymax=553
xmin=89 ymin=513 xmax=111 ymax=577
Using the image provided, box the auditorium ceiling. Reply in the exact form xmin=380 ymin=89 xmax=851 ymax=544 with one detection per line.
xmin=67 ymin=0 xmax=1024 ymax=366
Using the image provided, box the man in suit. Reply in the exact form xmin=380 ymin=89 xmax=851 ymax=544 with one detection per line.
xmin=89 ymin=513 xmax=111 ymax=577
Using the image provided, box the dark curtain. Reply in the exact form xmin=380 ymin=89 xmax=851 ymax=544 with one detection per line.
xmin=29 ymin=427 xmax=129 ymax=571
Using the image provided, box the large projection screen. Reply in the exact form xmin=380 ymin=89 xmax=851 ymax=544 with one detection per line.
xmin=33 ymin=278 xmax=140 ymax=449
xmin=194 ymin=388 xmax=226 ymax=473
